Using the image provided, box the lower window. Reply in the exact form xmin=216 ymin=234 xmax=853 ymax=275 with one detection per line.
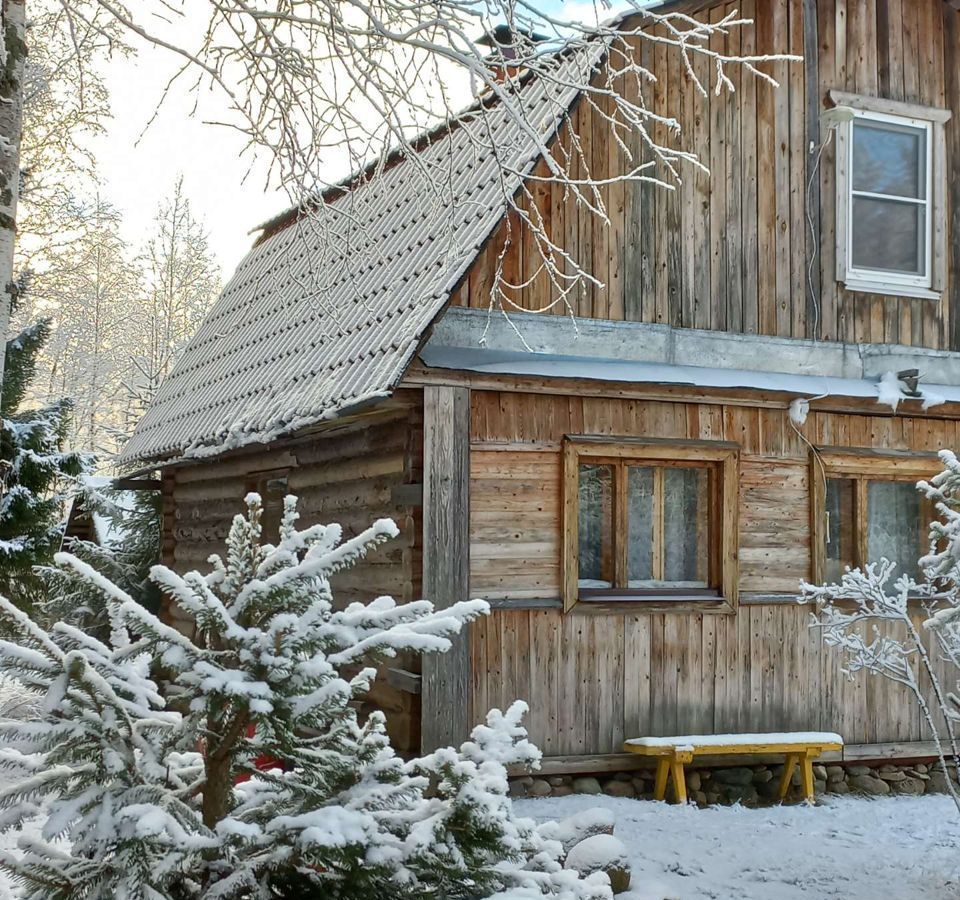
xmin=563 ymin=437 xmax=739 ymax=611
xmin=812 ymin=451 xmax=939 ymax=584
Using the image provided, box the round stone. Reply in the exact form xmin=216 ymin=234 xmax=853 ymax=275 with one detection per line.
xmin=572 ymin=776 xmax=603 ymax=795
xmin=529 ymin=779 xmax=552 ymax=797
xmin=603 ymin=779 xmax=636 ymax=799
xmin=713 ymin=767 xmax=754 ymax=786
xmin=849 ymin=774 xmax=890 ymax=795
xmin=891 ymin=776 xmax=925 ymax=796
xmin=878 ymin=770 xmax=907 ymax=782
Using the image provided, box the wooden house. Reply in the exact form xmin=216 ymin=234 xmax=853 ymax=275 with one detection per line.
xmin=120 ymin=0 xmax=960 ymax=770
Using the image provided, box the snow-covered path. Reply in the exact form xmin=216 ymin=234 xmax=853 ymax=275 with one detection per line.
xmin=517 ymin=794 xmax=960 ymax=900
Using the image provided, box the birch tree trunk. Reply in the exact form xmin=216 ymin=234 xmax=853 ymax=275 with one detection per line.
xmin=0 ymin=0 xmax=25 ymax=396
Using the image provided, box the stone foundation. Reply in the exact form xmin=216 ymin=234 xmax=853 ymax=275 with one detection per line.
xmin=510 ymin=761 xmax=959 ymax=806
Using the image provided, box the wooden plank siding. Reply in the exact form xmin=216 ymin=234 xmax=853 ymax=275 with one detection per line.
xmin=449 ymin=0 xmax=960 ymax=350
xmin=467 ymin=387 xmax=958 ymax=756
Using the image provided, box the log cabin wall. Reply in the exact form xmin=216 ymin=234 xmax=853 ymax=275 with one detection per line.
xmin=450 ymin=0 xmax=960 ymax=349
xmin=467 ymin=386 xmax=957 ymax=758
xmin=159 ymin=392 xmax=424 ymax=750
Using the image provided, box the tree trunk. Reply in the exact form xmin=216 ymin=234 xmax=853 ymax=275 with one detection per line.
xmin=202 ymin=752 xmax=234 ymax=830
xmin=0 ymin=0 xmax=25 ymax=397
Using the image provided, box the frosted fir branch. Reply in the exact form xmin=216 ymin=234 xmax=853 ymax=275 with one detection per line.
xmin=0 ymin=494 xmax=605 ymax=898
xmin=806 ymin=456 xmax=960 ymax=813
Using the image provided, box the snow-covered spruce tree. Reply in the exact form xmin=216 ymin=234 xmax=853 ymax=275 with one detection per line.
xmin=0 ymin=298 xmax=89 ymax=612
xmin=802 ymin=448 xmax=960 ymax=813
xmin=41 ymin=475 xmax=162 ymax=636
xmin=0 ymin=493 xmax=612 ymax=899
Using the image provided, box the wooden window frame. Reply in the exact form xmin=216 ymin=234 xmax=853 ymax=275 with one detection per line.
xmin=562 ymin=436 xmax=739 ymax=614
xmin=831 ymin=90 xmax=952 ymax=300
xmin=809 ymin=447 xmax=941 ymax=584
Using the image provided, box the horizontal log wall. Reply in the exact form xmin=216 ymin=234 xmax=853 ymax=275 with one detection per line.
xmin=160 ymin=394 xmax=424 ymax=750
xmin=449 ymin=0 xmax=960 ymax=349
xmin=468 ymin=387 xmax=957 ymax=755
xmin=165 ymin=400 xmax=422 ymax=603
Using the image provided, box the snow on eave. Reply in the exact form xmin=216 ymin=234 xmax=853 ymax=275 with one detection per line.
xmin=419 ymin=346 xmax=960 ymax=411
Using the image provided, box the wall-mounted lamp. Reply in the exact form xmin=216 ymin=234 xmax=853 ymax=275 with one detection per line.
xmin=820 ymin=105 xmax=856 ymax=128
xmin=897 ymin=368 xmax=922 ymax=398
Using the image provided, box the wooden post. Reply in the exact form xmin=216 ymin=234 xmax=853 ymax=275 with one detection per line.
xmin=420 ymin=385 xmax=471 ymax=752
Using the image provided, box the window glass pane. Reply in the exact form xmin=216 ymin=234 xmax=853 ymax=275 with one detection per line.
xmin=851 ymin=196 xmax=924 ymax=275
xmin=852 ymin=120 xmax=925 ymax=198
xmin=824 ymin=478 xmax=856 ymax=583
xmin=663 ymin=467 xmax=709 ymax=586
xmin=626 ymin=466 xmax=654 ymax=586
xmin=867 ymin=480 xmax=921 ymax=577
xmin=578 ymin=464 xmax=614 ymax=587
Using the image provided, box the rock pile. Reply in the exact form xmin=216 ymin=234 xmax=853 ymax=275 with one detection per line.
xmin=511 ymin=761 xmax=959 ymax=806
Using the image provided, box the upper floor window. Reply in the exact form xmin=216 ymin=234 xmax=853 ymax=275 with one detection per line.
xmin=831 ymin=91 xmax=951 ymax=301
xmin=562 ymin=436 xmax=739 ymax=613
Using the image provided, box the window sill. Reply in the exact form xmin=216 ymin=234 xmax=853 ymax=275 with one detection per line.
xmin=571 ymin=596 xmax=736 ymax=615
xmin=842 ymin=279 xmax=940 ymax=301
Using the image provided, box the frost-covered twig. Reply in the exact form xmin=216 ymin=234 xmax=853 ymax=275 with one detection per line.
xmin=58 ymin=0 xmax=796 ymax=330
xmin=805 ymin=449 xmax=960 ymax=815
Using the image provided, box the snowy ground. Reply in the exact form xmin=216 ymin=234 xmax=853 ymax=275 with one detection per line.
xmin=2 ymin=795 xmax=958 ymax=898
xmin=517 ymin=794 xmax=960 ymax=900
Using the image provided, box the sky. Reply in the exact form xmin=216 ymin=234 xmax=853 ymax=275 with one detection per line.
xmin=89 ymin=39 xmax=286 ymax=277
xmin=87 ymin=0 xmax=625 ymax=278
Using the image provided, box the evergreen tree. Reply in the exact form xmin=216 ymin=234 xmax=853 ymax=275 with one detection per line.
xmin=0 ymin=291 xmax=89 ymax=611
xmin=41 ymin=477 xmax=162 ymax=636
xmin=0 ymin=495 xmax=611 ymax=899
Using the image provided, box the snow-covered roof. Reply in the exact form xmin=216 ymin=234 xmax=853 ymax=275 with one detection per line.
xmin=118 ymin=47 xmax=602 ymax=466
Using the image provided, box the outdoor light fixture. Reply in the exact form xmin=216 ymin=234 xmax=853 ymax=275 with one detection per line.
xmin=820 ymin=105 xmax=856 ymax=127
xmin=897 ymin=368 xmax=922 ymax=397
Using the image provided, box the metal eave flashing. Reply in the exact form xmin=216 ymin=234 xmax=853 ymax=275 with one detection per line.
xmin=420 ymin=306 xmax=960 ymax=402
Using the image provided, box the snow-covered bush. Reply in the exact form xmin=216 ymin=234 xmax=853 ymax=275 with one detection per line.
xmin=802 ymin=449 xmax=960 ymax=812
xmin=0 ymin=493 xmax=612 ymax=899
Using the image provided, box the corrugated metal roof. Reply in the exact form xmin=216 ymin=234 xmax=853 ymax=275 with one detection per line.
xmin=119 ymin=47 xmax=602 ymax=466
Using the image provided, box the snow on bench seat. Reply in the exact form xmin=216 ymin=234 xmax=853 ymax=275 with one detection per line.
xmin=625 ymin=732 xmax=843 ymax=753
xmin=623 ymin=732 xmax=844 ymax=805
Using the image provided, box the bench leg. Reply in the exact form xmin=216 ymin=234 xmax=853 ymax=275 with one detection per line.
xmin=654 ymin=757 xmax=670 ymax=801
xmin=800 ymin=750 xmax=818 ymax=804
xmin=670 ymin=754 xmax=689 ymax=804
xmin=778 ymin=752 xmax=799 ymax=801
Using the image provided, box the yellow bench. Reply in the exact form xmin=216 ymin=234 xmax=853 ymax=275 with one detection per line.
xmin=624 ymin=732 xmax=844 ymax=805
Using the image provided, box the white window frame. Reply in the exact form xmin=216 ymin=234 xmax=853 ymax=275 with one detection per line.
xmin=831 ymin=91 xmax=951 ymax=301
